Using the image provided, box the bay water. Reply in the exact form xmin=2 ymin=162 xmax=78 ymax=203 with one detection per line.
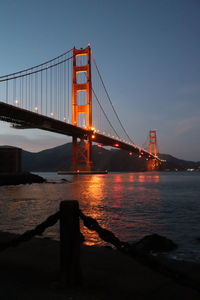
xmin=0 ymin=171 xmax=199 ymax=262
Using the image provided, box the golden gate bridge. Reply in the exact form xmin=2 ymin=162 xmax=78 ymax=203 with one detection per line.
xmin=0 ymin=46 xmax=160 ymax=171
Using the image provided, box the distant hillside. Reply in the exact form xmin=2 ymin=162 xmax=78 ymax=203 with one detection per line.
xmin=21 ymin=143 xmax=147 ymax=172
xmin=22 ymin=143 xmax=145 ymax=171
xmin=158 ymin=154 xmax=200 ymax=171
xmin=22 ymin=143 xmax=72 ymax=172
xmin=19 ymin=143 xmax=200 ymax=172
xmin=1 ymin=144 xmax=199 ymax=172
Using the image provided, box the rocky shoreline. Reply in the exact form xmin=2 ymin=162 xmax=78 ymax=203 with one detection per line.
xmin=0 ymin=231 xmax=200 ymax=299
xmin=0 ymin=172 xmax=46 ymax=186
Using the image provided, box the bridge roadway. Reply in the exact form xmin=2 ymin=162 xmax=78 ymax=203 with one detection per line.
xmin=0 ymin=101 xmax=157 ymax=160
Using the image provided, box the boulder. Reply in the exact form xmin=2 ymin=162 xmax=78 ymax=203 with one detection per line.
xmin=0 ymin=172 xmax=46 ymax=186
xmin=133 ymin=234 xmax=177 ymax=253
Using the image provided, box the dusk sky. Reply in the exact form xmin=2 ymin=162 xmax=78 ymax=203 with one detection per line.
xmin=0 ymin=0 xmax=200 ymax=161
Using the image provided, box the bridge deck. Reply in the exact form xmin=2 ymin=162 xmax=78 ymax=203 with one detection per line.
xmin=0 ymin=101 xmax=156 ymax=159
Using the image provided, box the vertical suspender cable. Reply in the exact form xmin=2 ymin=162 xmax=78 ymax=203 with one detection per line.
xmin=41 ymin=71 xmax=43 ymax=114
xmin=6 ymin=79 xmax=8 ymax=104
xmin=50 ymin=64 xmax=52 ymax=115
xmin=67 ymin=56 xmax=70 ymax=122
xmin=35 ymin=72 xmax=37 ymax=110
xmin=46 ymin=68 xmax=48 ymax=116
xmin=21 ymin=77 xmax=23 ymax=108
xmin=25 ymin=73 xmax=27 ymax=109
xmin=64 ymin=58 xmax=66 ymax=121
xmin=13 ymin=79 xmax=16 ymax=105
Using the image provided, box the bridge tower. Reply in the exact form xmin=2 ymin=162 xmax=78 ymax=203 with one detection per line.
xmin=71 ymin=46 xmax=92 ymax=171
xmin=149 ymin=130 xmax=157 ymax=157
xmin=148 ymin=130 xmax=159 ymax=170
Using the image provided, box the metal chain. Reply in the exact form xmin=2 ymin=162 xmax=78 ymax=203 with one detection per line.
xmin=0 ymin=206 xmax=199 ymax=293
xmin=0 ymin=211 xmax=60 ymax=252
xmin=79 ymin=209 xmax=129 ymax=252
xmin=79 ymin=209 xmax=200 ymax=293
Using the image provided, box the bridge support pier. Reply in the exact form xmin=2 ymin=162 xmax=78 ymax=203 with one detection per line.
xmin=72 ymin=136 xmax=92 ymax=171
xmin=147 ymin=159 xmax=159 ymax=171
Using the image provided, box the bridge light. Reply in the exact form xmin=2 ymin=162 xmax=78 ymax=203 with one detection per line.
xmin=114 ymin=143 xmax=119 ymax=147
xmin=97 ymin=144 xmax=102 ymax=148
xmin=50 ymin=112 xmax=54 ymax=116
xmin=92 ymin=134 xmax=95 ymax=139
xmin=63 ymin=117 xmax=67 ymax=121
xmin=15 ymin=99 xmax=19 ymax=105
xmin=129 ymin=152 xmax=133 ymax=156
xmin=139 ymin=155 xmax=141 ymax=158
xmin=91 ymin=127 xmax=96 ymax=132
xmin=34 ymin=106 xmax=38 ymax=112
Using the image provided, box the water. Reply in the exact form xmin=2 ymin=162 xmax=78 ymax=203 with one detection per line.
xmin=0 ymin=171 xmax=200 ymax=262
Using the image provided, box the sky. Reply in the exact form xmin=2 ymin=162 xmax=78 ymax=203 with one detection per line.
xmin=0 ymin=0 xmax=200 ymax=161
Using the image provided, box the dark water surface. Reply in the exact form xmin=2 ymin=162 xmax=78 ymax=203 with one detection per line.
xmin=0 ymin=171 xmax=200 ymax=262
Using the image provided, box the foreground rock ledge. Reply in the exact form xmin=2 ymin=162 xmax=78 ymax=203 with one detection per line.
xmin=0 ymin=232 xmax=200 ymax=300
xmin=0 ymin=172 xmax=46 ymax=186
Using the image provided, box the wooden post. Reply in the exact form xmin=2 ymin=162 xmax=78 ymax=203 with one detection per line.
xmin=60 ymin=200 xmax=81 ymax=286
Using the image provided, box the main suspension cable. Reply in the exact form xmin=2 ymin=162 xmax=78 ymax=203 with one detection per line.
xmin=92 ymin=87 xmax=120 ymax=138
xmin=92 ymin=56 xmax=134 ymax=144
xmin=0 ymin=56 xmax=73 ymax=82
xmin=76 ymin=54 xmax=120 ymax=138
xmin=0 ymin=49 xmax=73 ymax=79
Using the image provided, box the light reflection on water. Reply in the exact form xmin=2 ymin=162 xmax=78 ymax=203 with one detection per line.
xmin=0 ymin=172 xmax=200 ymax=261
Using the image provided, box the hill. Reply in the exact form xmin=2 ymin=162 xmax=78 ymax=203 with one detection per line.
xmin=18 ymin=143 xmax=200 ymax=172
xmin=159 ymin=154 xmax=200 ymax=171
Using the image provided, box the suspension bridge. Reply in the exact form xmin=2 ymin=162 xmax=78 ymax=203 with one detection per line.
xmin=0 ymin=46 xmax=160 ymax=171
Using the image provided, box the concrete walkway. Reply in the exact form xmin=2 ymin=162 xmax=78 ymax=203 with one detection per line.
xmin=0 ymin=232 xmax=200 ymax=300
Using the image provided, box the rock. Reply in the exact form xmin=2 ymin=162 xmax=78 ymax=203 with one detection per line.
xmin=61 ymin=178 xmax=71 ymax=183
xmin=133 ymin=234 xmax=177 ymax=253
xmin=0 ymin=172 xmax=46 ymax=186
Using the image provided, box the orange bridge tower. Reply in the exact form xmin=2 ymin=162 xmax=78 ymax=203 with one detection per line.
xmin=149 ymin=130 xmax=157 ymax=157
xmin=148 ymin=130 xmax=159 ymax=170
xmin=71 ymin=46 xmax=92 ymax=171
